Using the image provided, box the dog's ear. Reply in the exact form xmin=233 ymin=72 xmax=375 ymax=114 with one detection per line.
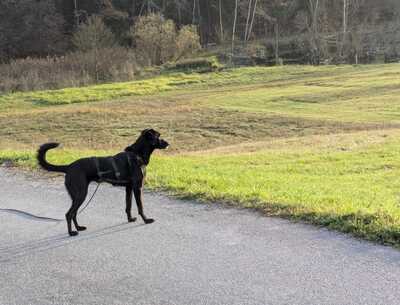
xmin=143 ymin=129 xmax=160 ymax=140
xmin=141 ymin=128 xmax=151 ymax=135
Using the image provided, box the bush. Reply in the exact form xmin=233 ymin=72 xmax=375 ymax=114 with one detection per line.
xmin=72 ymin=15 xmax=116 ymax=52
xmin=132 ymin=14 xmax=201 ymax=66
xmin=164 ymin=56 xmax=222 ymax=73
xmin=0 ymin=47 xmax=138 ymax=93
xmin=175 ymin=25 xmax=201 ymax=60
xmin=133 ymin=14 xmax=177 ymax=66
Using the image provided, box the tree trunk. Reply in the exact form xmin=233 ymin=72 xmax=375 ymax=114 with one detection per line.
xmin=231 ymin=0 xmax=239 ymax=57
xmin=219 ymin=0 xmax=224 ymax=42
xmin=244 ymin=0 xmax=253 ymax=42
xmin=308 ymin=0 xmax=320 ymax=65
xmin=197 ymin=0 xmax=202 ymax=43
xmin=247 ymin=0 xmax=258 ymax=41
xmin=275 ymin=22 xmax=279 ymax=65
xmin=177 ymin=2 xmax=181 ymax=25
xmin=73 ymin=0 xmax=79 ymax=28
xmin=162 ymin=0 xmax=166 ymax=14
xmin=340 ymin=0 xmax=348 ymax=59
xmin=192 ymin=0 xmax=196 ymax=24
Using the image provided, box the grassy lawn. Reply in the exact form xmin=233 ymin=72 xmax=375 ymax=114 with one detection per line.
xmin=1 ymin=63 xmax=400 ymax=246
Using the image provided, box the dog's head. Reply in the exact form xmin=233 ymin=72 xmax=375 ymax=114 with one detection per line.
xmin=141 ymin=129 xmax=169 ymax=150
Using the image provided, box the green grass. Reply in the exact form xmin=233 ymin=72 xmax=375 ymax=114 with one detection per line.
xmin=196 ymin=65 xmax=400 ymax=123
xmin=0 ymin=74 xmax=202 ymax=106
xmin=147 ymin=132 xmax=400 ymax=245
xmin=3 ymin=64 xmax=397 ymax=108
xmin=2 ymin=63 xmax=400 ymax=246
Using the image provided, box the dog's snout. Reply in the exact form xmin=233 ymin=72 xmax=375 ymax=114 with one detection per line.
xmin=160 ymin=139 xmax=169 ymax=149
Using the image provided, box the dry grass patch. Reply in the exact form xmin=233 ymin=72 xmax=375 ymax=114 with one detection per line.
xmin=190 ymin=129 xmax=400 ymax=156
xmin=0 ymin=95 xmax=389 ymax=152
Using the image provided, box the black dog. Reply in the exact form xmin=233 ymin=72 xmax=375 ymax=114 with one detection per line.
xmin=37 ymin=129 xmax=169 ymax=236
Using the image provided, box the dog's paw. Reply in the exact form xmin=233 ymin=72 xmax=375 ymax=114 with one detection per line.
xmin=76 ymin=226 xmax=87 ymax=231
xmin=128 ymin=217 xmax=137 ymax=223
xmin=69 ymin=231 xmax=78 ymax=237
xmin=144 ymin=218 xmax=155 ymax=224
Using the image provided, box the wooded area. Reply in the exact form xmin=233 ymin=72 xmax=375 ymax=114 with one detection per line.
xmin=1 ymin=0 xmax=400 ymax=64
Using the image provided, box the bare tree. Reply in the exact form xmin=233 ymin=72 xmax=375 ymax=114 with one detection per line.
xmin=219 ymin=0 xmax=224 ymax=42
xmin=0 ymin=0 xmax=65 ymax=60
xmin=72 ymin=15 xmax=116 ymax=81
xmin=339 ymin=0 xmax=348 ymax=58
xmin=307 ymin=0 xmax=321 ymax=64
xmin=244 ymin=0 xmax=253 ymax=41
xmin=192 ymin=0 xmax=196 ymax=24
xmin=232 ymin=0 xmax=239 ymax=56
xmin=247 ymin=0 xmax=258 ymax=41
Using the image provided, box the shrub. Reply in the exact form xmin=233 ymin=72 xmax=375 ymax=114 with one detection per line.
xmin=133 ymin=14 xmax=177 ymax=66
xmin=0 ymin=47 xmax=138 ymax=93
xmin=132 ymin=14 xmax=201 ymax=66
xmin=175 ymin=25 xmax=201 ymax=60
xmin=164 ymin=56 xmax=222 ymax=73
xmin=72 ymin=15 xmax=116 ymax=52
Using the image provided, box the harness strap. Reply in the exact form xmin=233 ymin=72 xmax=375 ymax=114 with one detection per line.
xmin=110 ymin=158 xmax=121 ymax=179
xmin=93 ymin=157 xmax=128 ymax=184
xmin=94 ymin=157 xmax=112 ymax=181
xmin=94 ymin=157 xmax=100 ymax=176
xmin=126 ymin=153 xmax=146 ymax=176
xmin=93 ymin=154 xmax=145 ymax=184
xmin=126 ymin=153 xmax=133 ymax=172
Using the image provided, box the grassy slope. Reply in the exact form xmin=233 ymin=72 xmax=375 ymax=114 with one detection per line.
xmin=148 ymin=130 xmax=400 ymax=245
xmin=2 ymin=63 xmax=400 ymax=246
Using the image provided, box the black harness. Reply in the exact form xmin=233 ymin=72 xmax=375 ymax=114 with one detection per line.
xmin=93 ymin=153 xmax=145 ymax=184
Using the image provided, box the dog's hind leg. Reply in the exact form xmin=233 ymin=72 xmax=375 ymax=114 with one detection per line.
xmin=65 ymin=174 xmax=88 ymax=236
xmin=72 ymin=182 xmax=89 ymax=233
xmin=65 ymin=205 xmax=78 ymax=236
xmin=125 ymin=185 xmax=137 ymax=223
xmin=72 ymin=197 xmax=88 ymax=232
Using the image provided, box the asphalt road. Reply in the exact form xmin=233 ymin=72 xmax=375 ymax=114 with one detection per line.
xmin=1 ymin=167 xmax=400 ymax=305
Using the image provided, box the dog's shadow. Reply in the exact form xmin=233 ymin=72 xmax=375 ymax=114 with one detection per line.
xmin=0 ymin=222 xmax=146 ymax=263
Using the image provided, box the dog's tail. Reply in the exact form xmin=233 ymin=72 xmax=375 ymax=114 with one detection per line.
xmin=37 ymin=143 xmax=69 ymax=173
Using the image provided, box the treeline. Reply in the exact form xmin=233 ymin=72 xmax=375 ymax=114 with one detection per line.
xmin=1 ymin=0 xmax=400 ymax=64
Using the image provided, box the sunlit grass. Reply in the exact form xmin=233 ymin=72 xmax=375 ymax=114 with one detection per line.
xmin=2 ymin=64 xmax=397 ymax=108
xmin=197 ymin=65 xmax=400 ymax=123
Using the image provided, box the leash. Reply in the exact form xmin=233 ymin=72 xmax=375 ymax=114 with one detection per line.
xmin=0 ymin=183 xmax=101 ymax=223
xmin=77 ymin=183 xmax=100 ymax=215
xmin=0 ymin=209 xmax=63 ymax=222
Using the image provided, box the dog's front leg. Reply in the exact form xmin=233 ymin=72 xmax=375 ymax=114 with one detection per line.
xmin=133 ymin=187 xmax=154 ymax=224
xmin=125 ymin=185 xmax=137 ymax=223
